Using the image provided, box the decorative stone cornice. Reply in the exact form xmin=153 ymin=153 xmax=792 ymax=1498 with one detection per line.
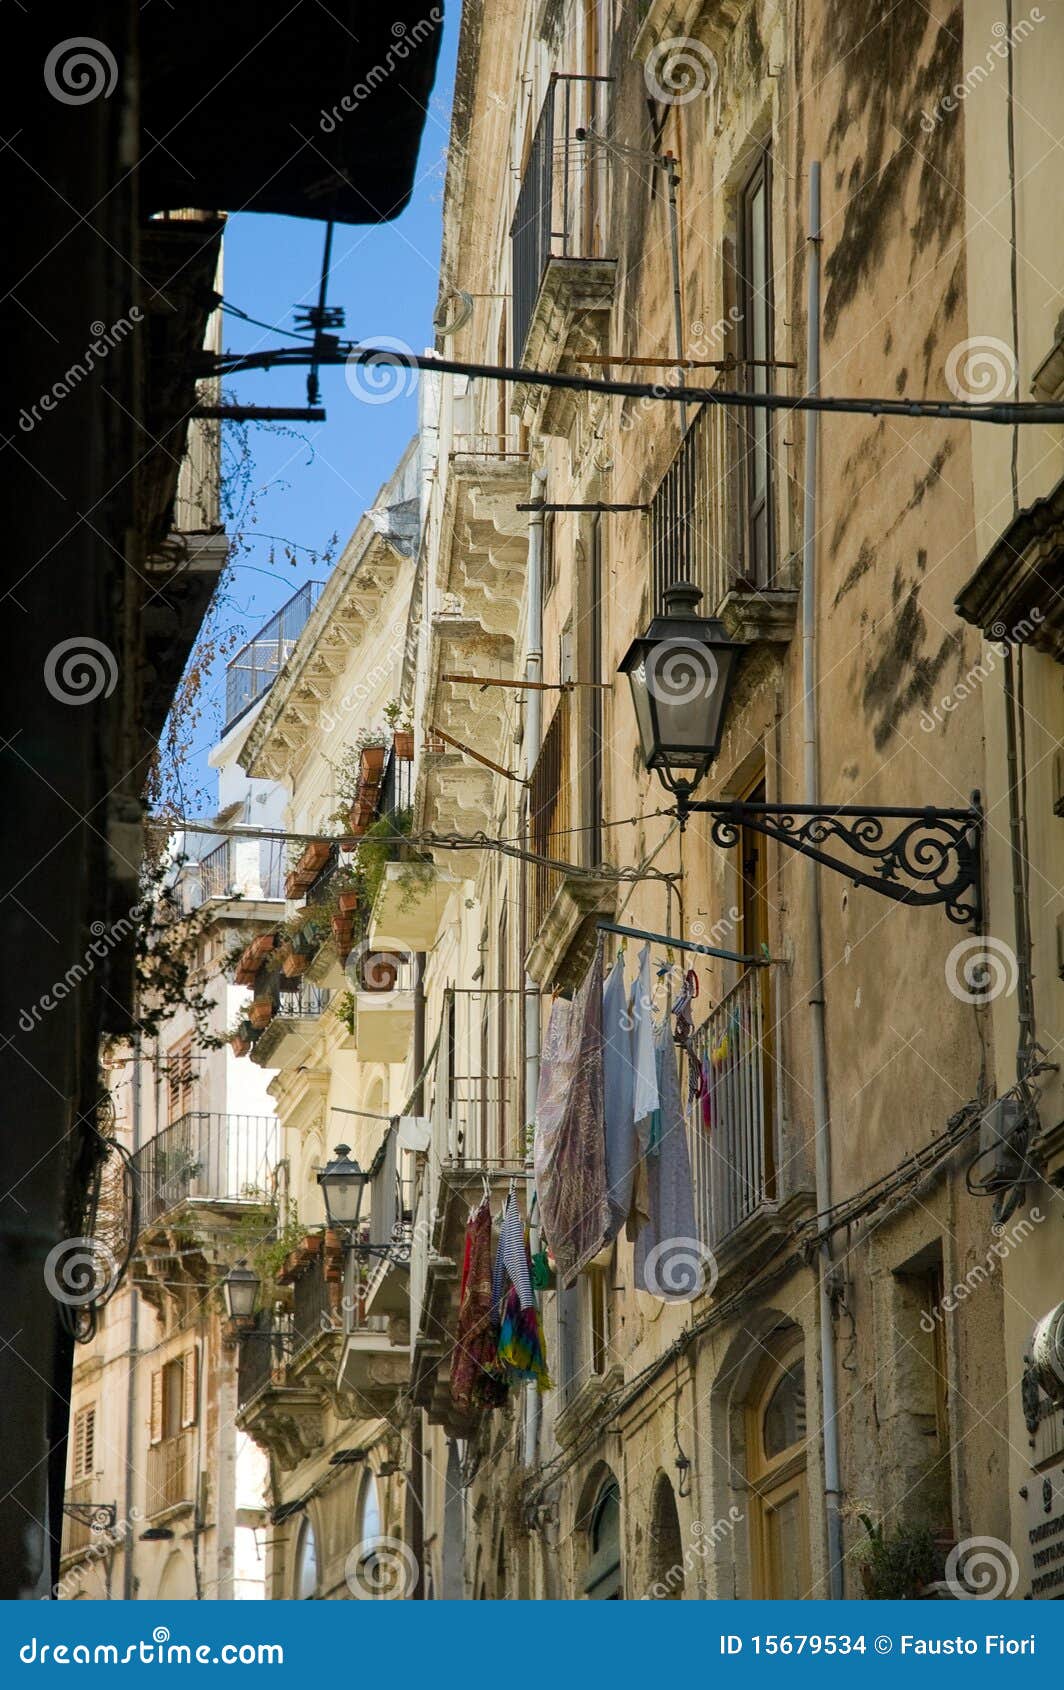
xmin=237 ymin=1386 xmax=326 ymax=1471
xmin=511 ymin=258 xmax=617 ymax=438
xmin=525 ymin=875 xmax=618 ymax=989
xmin=955 ymin=473 xmax=1064 ymax=661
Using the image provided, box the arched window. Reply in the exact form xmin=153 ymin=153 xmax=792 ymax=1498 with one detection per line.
xmin=351 ymin=1475 xmax=384 ymax=1596
xmin=583 ymin=1478 xmax=622 ymax=1599
xmin=648 ymin=1474 xmax=685 ymax=1598
xmin=747 ymin=1349 xmax=809 ymax=1598
xmin=294 ymin=1517 xmax=318 ymax=1600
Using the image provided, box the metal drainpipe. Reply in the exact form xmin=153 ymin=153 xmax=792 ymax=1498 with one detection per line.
xmin=122 ymin=1032 xmax=141 ymax=1600
xmin=802 ymin=162 xmax=844 ymax=1600
xmin=664 ymin=157 xmax=689 ymax=435
xmin=523 ymin=469 xmax=547 ymax=1468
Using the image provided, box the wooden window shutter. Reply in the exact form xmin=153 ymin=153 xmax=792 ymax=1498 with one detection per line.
xmin=181 ymin=1346 xmax=198 ymax=1428
xmin=73 ymin=1404 xmax=96 ymax=1479
xmin=149 ymin=1368 xmax=163 ymax=1445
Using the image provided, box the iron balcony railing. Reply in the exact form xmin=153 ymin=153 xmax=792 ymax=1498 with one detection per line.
xmin=134 ymin=1112 xmax=279 ymax=1221
xmin=187 ymin=835 xmax=286 ymax=908
xmin=649 ymin=367 xmax=777 ymax=613
xmin=62 ymin=1479 xmax=97 ymax=1557
xmin=293 ymin=1253 xmax=335 ymax=1354
xmin=690 ymin=968 xmax=776 ymax=1247
xmin=274 ymin=980 xmax=332 ymax=1016
xmin=224 ymin=580 xmax=324 ymax=731
xmin=237 ymin=1312 xmax=292 ymax=1410
xmin=510 ymin=74 xmax=612 ymax=362
xmin=146 ymin=1431 xmax=193 ymax=1516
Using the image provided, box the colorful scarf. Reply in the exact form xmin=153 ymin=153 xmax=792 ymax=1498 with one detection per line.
xmin=450 ymin=1198 xmax=507 ymax=1412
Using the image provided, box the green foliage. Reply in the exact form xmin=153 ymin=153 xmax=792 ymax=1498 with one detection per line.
xmin=333 ymin=991 xmax=356 ymax=1035
xmin=229 ymin=1202 xmax=305 ymax=1291
xmin=857 ymin=1516 xmax=943 ymax=1599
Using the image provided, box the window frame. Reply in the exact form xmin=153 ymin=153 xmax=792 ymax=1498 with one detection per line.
xmin=736 ymin=146 xmax=776 ymax=587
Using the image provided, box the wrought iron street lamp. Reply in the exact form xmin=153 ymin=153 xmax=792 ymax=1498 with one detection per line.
xmin=222 ymin=1259 xmax=260 ymax=1323
xmin=621 ymin=581 xmax=983 ymax=928
xmin=318 ymin=1143 xmax=411 ymax=1264
xmin=318 ymin=1143 xmax=368 ymax=1234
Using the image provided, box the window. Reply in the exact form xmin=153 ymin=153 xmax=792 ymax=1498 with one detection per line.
xmin=150 ymin=1348 xmax=198 ymax=1445
xmin=349 ymin=1476 xmax=386 ymax=1596
xmin=72 ymin=1404 xmax=96 ymax=1481
xmin=747 ymin=1346 xmax=810 ymax=1598
xmin=737 ymin=149 xmax=775 ymax=585
xmin=542 ymin=507 xmax=557 ymax=599
xmin=294 ymin=1517 xmax=318 ymax=1599
xmin=583 ymin=1477 xmax=622 ymax=1598
xmin=166 ymin=1034 xmax=195 ymax=1123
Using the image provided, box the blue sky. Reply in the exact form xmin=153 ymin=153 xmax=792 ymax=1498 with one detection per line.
xmin=188 ymin=13 xmax=458 ymax=788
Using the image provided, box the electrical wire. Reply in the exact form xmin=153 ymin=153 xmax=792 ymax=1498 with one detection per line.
xmin=201 ymin=342 xmax=1064 ymax=428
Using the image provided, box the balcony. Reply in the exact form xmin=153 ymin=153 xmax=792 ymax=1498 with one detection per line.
xmin=184 ymin=834 xmax=286 ymax=912
xmin=250 ymin=981 xmax=333 ymax=1068
xmin=134 ymin=1112 xmax=278 ymax=1221
xmin=146 ymin=1431 xmax=194 ymax=1518
xmin=649 ymin=375 xmax=798 ymax=639
xmin=689 ymin=967 xmax=811 ymax=1273
xmin=61 ymin=1479 xmax=104 ymax=1562
xmin=525 ymin=695 xmax=615 ymax=988
xmin=224 ymin=579 xmax=324 ymax=734
xmin=368 ymin=861 xmax=458 ymax=951
xmin=510 ymin=75 xmax=615 ymax=436
xmin=354 ymin=974 xmax=416 ymax=1065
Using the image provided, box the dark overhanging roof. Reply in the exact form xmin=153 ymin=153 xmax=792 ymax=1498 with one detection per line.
xmin=139 ymin=1 xmax=443 ymax=225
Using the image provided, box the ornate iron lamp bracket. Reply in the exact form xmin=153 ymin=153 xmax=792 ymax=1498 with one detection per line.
xmin=679 ymin=792 xmax=983 ymax=929
xmin=61 ymin=1500 xmax=118 ymax=1533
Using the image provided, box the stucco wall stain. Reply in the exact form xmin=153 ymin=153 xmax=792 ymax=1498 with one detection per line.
xmin=860 ymin=581 xmax=964 ymax=748
xmin=818 ymin=2 xmax=964 ymax=342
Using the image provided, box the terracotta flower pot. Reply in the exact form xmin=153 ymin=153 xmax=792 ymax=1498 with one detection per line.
xmin=231 ymin=1032 xmax=252 ymax=1058
xmin=393 ymin=729 xmax=414 ymax=761
xmin=281 ymin=946 xmax=309 ymax=978
xmin=248 ymin=997 xmax=274 ymax=1030
xmin=337 ymin=889 xmax=360 ymax=913
xmin=360 ymin=745 xmax=386 ymax=784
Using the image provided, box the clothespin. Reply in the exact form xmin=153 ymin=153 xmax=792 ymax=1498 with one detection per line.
xmin=482 ymin=1173 xmax=491 ymax=1205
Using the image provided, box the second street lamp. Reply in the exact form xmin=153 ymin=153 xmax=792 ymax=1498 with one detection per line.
xmin=621 ymin=580 xmax=983 ymax=928
xmin=318 ymin=1143 xmax=411 ymax=1264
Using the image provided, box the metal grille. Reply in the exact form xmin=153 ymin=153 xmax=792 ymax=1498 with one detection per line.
xmin=528 ymin=694 xmax=571 ymax=940
xmin=510 ymin=75 xmax=611 ymax=362
xmin=133 ymin=1113 xmax=279 ymax=1221
xmin=690 ymin=968 xmax=776 ymax=1247
xmin=224 ymin=580 xmax=324 ymax=730
xmin=293 ymin=1252 xmax=334 ymax=1354
xmin=649 ymin=368 xmax=773 ymax=613
xmin=237 ymin=1313 xmax=290 ymax=1409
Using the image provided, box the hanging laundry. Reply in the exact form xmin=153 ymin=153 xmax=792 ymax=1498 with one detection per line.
xmin=602 ymin=951 xmax=638 ymax=1242
xmin=634 ymin=1025 xmax=704 ymax=1301
xmin=450 ymin=1199 xmax=507 ymax=1413
xmin=492 ymin=1192 xmax=551 ymax=1390
xmin=630 ymin=943 xmax=660 ymax=1132
xmin=533 ymin=945 xmax=611 ymax=1286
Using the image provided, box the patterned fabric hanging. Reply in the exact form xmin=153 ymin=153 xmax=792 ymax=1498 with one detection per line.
xmin=450 ymin=1198 xmax=507 ymax=1413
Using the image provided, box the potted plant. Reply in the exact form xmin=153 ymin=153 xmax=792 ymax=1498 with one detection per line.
xmin=385 ymin=699 xmax=414 ymax=761
xmin=248 ymin=996 xmax=275 ymax=1030
xmin=857 ymin=1517 xmax=944 ymax=1598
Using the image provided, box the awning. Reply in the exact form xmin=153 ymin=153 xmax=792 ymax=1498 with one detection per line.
xmin=139 ymin=1 xmax=443 ymax=224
